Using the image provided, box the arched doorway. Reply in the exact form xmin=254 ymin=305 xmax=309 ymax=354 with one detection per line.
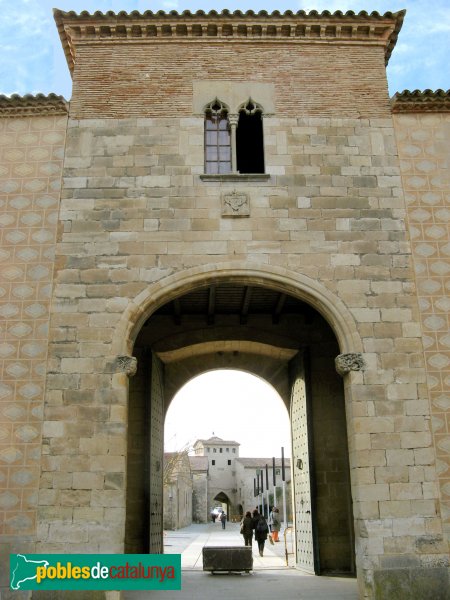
xmin=164 ymin=369 xmax=292 ymax=525
xmin=213 ymin=492 xmax=230 ymax=518
xmin=123 ymin=274 xmax=356 ymax=576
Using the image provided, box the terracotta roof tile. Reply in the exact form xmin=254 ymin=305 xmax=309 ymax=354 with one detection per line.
xmin=392 ymin=89 xmax=450 ymax=113
xmin=53 ymin=8 xmax=405 ymax=76
xmin=0 ymin=93 xmax=68 ymax=117
xmin=54 ymin=8 xmax=404 ymax=19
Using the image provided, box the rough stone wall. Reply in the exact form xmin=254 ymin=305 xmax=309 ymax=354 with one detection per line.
xmin=310 ymin=339 xmax=354 ymax=573
xmin=125 ymin=349 xmax=146 ymax=553
xmin=192 ymin=471 xmax=208 ymax=523
xmin=37 ymin=110 xmax=447 ymax=597
xmin=163 ymin=454 xmax=193 ymax=530
xmin=394 ymin=111 xmax=450 ymax=547
xmin=0 ymin=112 xmax=66 ymax=577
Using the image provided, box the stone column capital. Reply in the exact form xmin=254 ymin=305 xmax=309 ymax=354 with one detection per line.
xmin=115 ymin=355 xmax=138 ymax=377
xmin=335 ymin=353 xmax=365 ymax=377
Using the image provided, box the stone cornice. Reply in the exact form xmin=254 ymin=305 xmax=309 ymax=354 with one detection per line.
xmin=53 ymin=8 xmax=405 ymax=76
xmin=391 ymin=89 xmax=450 ymax=113
xmin=0 ymin=93 xmax=68 ymax=117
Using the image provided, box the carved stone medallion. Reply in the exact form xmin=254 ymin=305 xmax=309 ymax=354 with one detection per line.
xmin=221 ymin=190 xmax=250 ymax=216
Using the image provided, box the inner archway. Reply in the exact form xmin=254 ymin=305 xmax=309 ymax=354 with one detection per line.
xmin=164 ymin=370 xmax=291 ymax=457
xmin=164 ymin=369 xmax=292 ymax=525
xmin=125 ymin=279 xmax=356 ymax=576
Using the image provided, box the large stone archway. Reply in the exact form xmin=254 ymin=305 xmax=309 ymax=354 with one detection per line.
xmin=111 ymin=262 xmax=363 ymax=358
xmin=122 ymin=265 xmax=361 ymax=577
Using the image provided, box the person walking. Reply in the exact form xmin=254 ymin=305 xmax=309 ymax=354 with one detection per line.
xmin=270 ymin=507 xmax=281 ymax=542
xmin=220 ymin=511 xmax=227 ymax=529
xmin=240 ymin=511 xmax=253 ymax=546
xmin=254 ymin=513 xmax=269 ymax=556
xmin=251 ymin=508 xmax=260 ymax=529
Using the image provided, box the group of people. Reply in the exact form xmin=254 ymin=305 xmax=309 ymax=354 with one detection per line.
xmin=240 ymin=506 xmax=281 ymax=557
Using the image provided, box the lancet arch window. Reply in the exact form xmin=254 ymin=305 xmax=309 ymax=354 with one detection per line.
xmin=204 ymin=99 xmax=231 ymax=174
xmin=236 ymin=99 xmax=264 ymax=174
xmin=203 ymin=97 xmax=265 ymax=175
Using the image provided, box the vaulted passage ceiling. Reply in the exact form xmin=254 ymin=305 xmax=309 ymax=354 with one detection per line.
xmin=136 ymin=282 xmax=335 ymax=361
xmin=147 ymin=283 xmax=315 ymax=327
xmin=134 ymin=282 xmax=339 ymax=407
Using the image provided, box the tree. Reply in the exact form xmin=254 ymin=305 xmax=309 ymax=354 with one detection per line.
xmin=163 ymin=442 xmax=193 ymax=486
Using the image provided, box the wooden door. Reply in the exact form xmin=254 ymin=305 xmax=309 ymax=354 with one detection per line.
xmin=290 ymin=350 xmax=318 ymax=573
xmin=148 ymin=353 xmax=164 ymax=553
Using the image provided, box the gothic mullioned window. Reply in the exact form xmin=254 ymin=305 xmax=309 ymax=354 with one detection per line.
xmin=204 ymin=99 xmax=231 ymax=174
xmin=236 ymin=100 xmax=264 ymax=174
xmin=204 ymin=97 xmax=265 ymax=175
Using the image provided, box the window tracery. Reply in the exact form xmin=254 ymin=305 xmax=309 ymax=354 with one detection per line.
xmin=203 ymin=97 xmax=265 ymax=175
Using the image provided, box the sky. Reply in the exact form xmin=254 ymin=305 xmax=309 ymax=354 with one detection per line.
xmin=0 ymin=0 xmax=449 ymax=99
xmin=164 ymin=370 xmax=291 ymax=458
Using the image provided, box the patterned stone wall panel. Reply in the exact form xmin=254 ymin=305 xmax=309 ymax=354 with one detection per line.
xmin=0 ymin=113 xmax=66 ymax=537
xmin=394 ymin=111 xmax=450 ymax=543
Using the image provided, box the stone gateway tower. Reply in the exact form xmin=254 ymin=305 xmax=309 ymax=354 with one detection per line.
xmin=0 ymin=7 xmax=449 ymax=600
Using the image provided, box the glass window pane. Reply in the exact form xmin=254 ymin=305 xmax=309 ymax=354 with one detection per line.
xmin=219 ymin=161 xmax=231 ymax=174
xmin=205 ymin=110 xmax=231 ymax=175
xmin=206 ymin=147 xmax=218 ymax=161
xmin=219 ymin=130 xmax=230 ymax=145
xmin=206 ymin=131 xmax=218 ymax=145
xmin=219 ymin=146 xmax=230 ymax=161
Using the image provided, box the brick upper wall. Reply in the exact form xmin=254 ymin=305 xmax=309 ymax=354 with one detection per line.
xmin=69 ymin=42 xmax=391 ymax=119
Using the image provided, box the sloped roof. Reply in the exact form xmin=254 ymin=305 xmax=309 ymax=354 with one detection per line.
xmin=392 ymin=89 xmax=450 ymax=113
xmin=0 ymin=93 xmax=68 ymax=117
xmin=53 ymin=8 xmax=405 ymax=76
xmin=236 ymin=458 xmax=291 ymax=468
xmin=194 ymin=436 xmax=240 ymax=446
xmin=189 ymin=456 xmax=209 ymax=471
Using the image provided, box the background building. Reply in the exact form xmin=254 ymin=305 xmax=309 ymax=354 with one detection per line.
xmin=234 ymin=457 xmax=292 ymax=522
xmin=193 ymin=436 xmax=239 ymax=518
xmin=163 ymin=451 xmax=193 ymax=530
xmin=192 ymin=436 xmax=291 ymax=522
xmin=188 ymin=455 xmax=209 ymax=524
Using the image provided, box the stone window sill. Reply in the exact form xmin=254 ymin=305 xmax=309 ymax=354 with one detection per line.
xmin=199 ymin=173 xmax=271 ymax=182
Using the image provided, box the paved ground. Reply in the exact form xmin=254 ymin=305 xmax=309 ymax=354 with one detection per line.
xmin=124 ymin=522 xmax=359 ymax=600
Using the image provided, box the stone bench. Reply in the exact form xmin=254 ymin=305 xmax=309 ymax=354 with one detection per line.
xmin=202 ymin=546 xmax=253 ymax=573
